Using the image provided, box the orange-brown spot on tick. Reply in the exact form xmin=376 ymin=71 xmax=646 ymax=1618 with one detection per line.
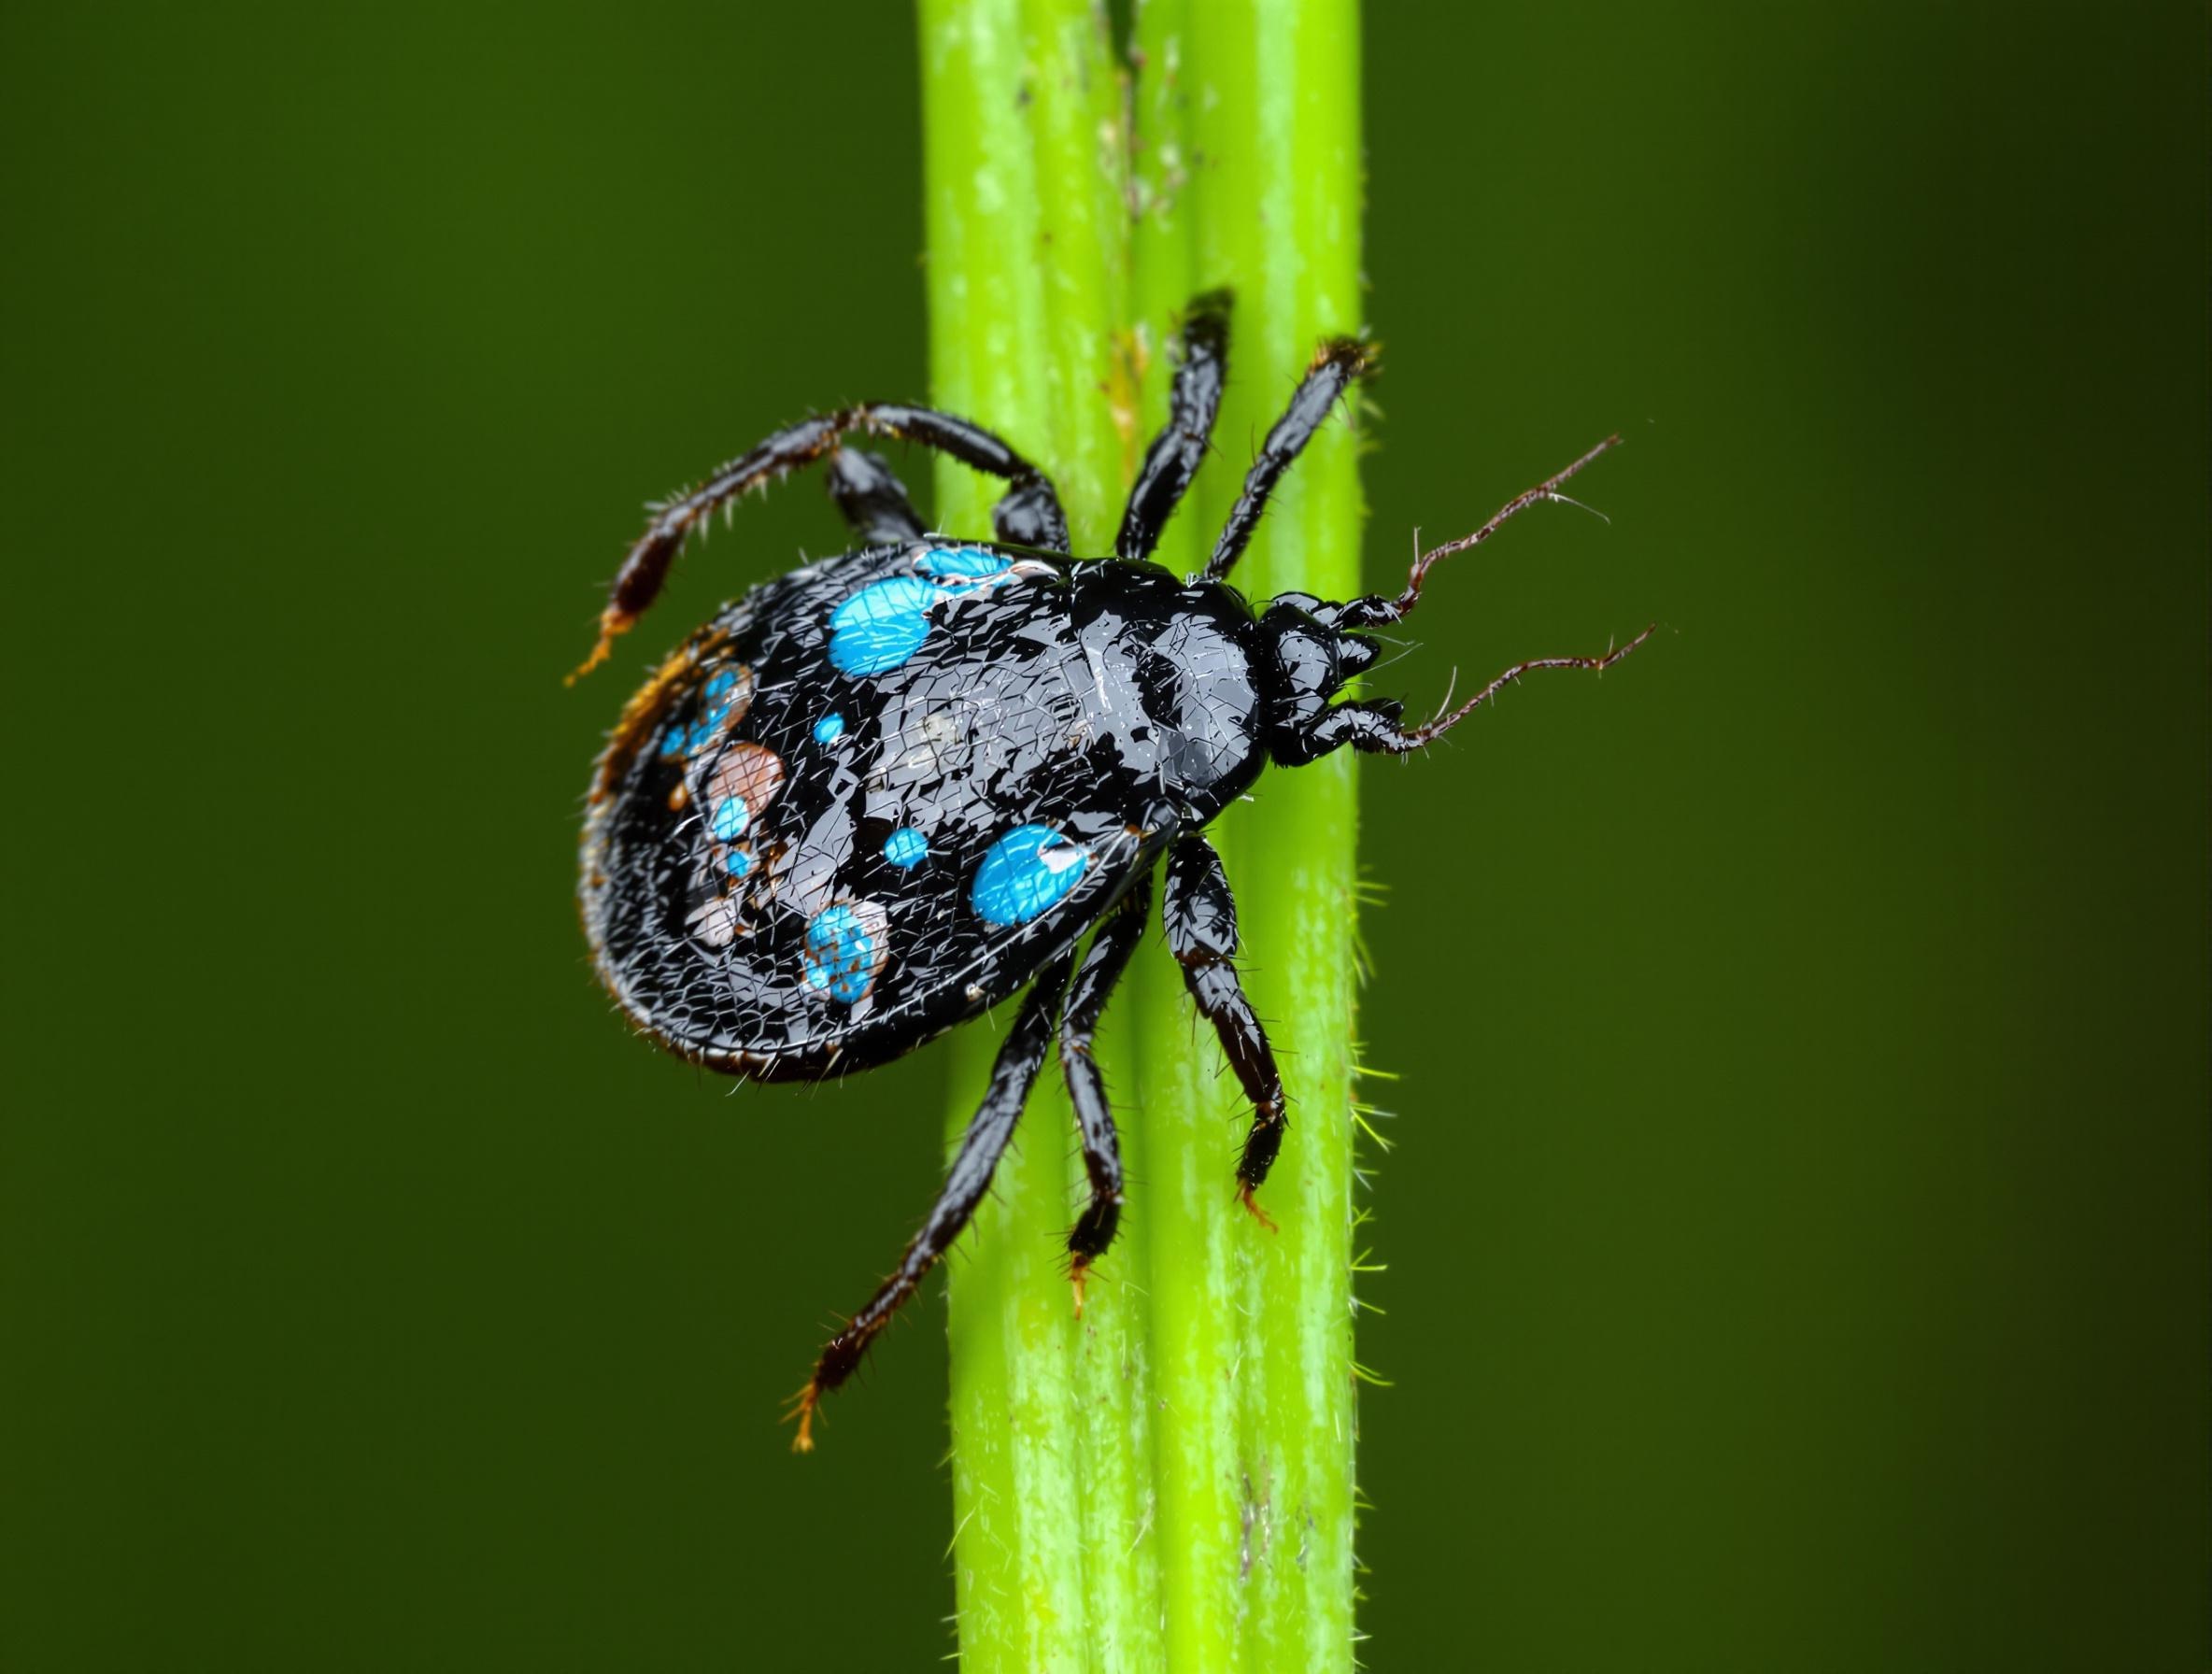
xmin=706 ymin=741 xmax=785 ymax=823
xmin=681 ymin=662 xmax=756 ymax=763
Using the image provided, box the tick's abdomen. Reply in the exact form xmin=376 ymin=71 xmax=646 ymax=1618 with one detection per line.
xmin=579 ymin=543 xmax=1266 ymax=1081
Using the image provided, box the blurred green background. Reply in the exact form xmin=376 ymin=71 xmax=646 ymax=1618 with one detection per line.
xmin=3 ymin=3 xmax=2204 ymax=1668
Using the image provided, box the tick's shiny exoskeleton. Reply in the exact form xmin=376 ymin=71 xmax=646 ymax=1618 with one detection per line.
xmin=574 ymin=294 xmax=1650 ymax=1448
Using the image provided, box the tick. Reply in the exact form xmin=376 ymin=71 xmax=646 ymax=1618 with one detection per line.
xmin=573 ymin=293 xmax=1650 ymax=1448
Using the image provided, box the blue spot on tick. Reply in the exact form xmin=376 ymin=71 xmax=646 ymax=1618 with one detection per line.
xmin=917 ymin=545 xmax=1004 ymax=580
xmin=972 ymin=825 xmax=1091 ymax=927
xmin=703 ymin=670 xmax=738 ymax=701
xmin=884 ymin=828 xmax=928 ymax=869
xmin=828 ymin=575 xmax=940 ymax=676
xmin=710 ymin=795 xmax=748 ymax=841
xmin=724 ymin=848 xmax=752 ymax=879
xmin=802 ymin=903 xmax=880 ymax=1003
xmin=826 ymin=549 xmax=1034 ymax=679
xmin=813 ymin=713 xmax=845 ymax=745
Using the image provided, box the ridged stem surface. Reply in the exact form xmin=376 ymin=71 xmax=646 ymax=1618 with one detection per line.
xmin=922 ymin=4 xmax=1363 ymax=1666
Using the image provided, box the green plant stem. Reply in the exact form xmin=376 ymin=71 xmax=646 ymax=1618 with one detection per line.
xmin=922 ymin=7 xmax=1137 ymax=1670
xmin=922 ymin=2 xmax=1363 ymax=1667
xmin=1131 ymin=5 xmax=1366 ymax=1668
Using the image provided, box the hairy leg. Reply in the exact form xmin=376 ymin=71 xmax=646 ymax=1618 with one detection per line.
xmin=1319 ymin=434 xmax=1624 ymax=631
xmin=1203 ymin=336 xmax=1373 ymax=585
xmin=789 ymin=946 xmax=1075 ymax=1452
xmin=1116 ymin=291 xmax=1231 ymax=563
xmin=1058 ymin=873 xmax=1155 ymax=1308
xmin=575 ymin=404 xmax=1068 ymax=678
xmin=1297 ymin=626 xmax=1654 ymax=760
xmin=1162 ymin=833 xmax=1287 ymax=1224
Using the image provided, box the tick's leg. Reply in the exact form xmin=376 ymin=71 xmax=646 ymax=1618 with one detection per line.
xmin=1162 ymin=834 xmax=1287 ymax=1225
xmin=1202 ymin=336 xmax=1374 ymax=586
xmin=790 ymin=946 xmax=1074 ymax=1453
xmin=575 ymin=404 xmax=1068 ymax=678
xmin=1116 ymin=291 xmax=1231 ymax=562
xmin=1283 ymin=625 xmax=1656 ymax=763
xmin=825 ymin=447 xmax=926 ymax=545
xmin=870 ymin=404 xmax=1070 ymax=553
xmin=1317 ymin=435 xmax=1624 ymax=631
xmin=1058 ymin=872 xmax=1155 ymax=1307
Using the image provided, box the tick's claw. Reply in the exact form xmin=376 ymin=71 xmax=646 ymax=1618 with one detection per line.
xmin=1238 ymin=1183 xmax=1279 ymax=1233
xmin=784 ymin=1382 xmax=822 ymax=1454
xmin=1071 ymin=1259 xmax=1091 ymax=1318
xmin=566 ymin=610 xmax=635 ymax=685
xmin=566 ymin=638 xmax=612 ymax=686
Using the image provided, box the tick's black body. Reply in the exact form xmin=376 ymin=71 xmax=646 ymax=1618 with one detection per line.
xmin=585 ymin=547 xmax=1265 ymax=1079
xmin=576 ymin=295 xmax=1648 ymax=1448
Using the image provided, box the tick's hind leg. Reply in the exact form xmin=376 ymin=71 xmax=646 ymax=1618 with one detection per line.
xmin=575 ymin=404 xmax=1068 ymax=678
xmin=1116 ymin=291 xmax=1231 ymax=563
xmin=1162 ymin=834 xmax=1287 ymax=1226
xmin=1058 ymin=872 xmax=1154 ymax=1310
xmin=1202 ymin=336 xmax=1374 ymax=585
xmin=825 ymin=447 xmax=926 ymax=545
xmin=789 ymin=947 xmax=1074 ymax=1453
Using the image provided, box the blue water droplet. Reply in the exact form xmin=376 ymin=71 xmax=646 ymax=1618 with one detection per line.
xmin=802 ymin=903 xmax=880 ymax=1003
xmin=917 ymin=545 xmax=1004 ymax=580
xmin=972 ymin=825 xmax=1091 ymax=927
xmin=883 ymin=828 xmax=929 ymax=869
xmin=813 ymin=713 xmax=845 ymax=745
xmin=828 ymin=575 xmax=940 ymax=676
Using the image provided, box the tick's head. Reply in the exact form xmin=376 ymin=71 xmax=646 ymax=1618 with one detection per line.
xmin=1255 ymin=594 xmax=1384 ymax=760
